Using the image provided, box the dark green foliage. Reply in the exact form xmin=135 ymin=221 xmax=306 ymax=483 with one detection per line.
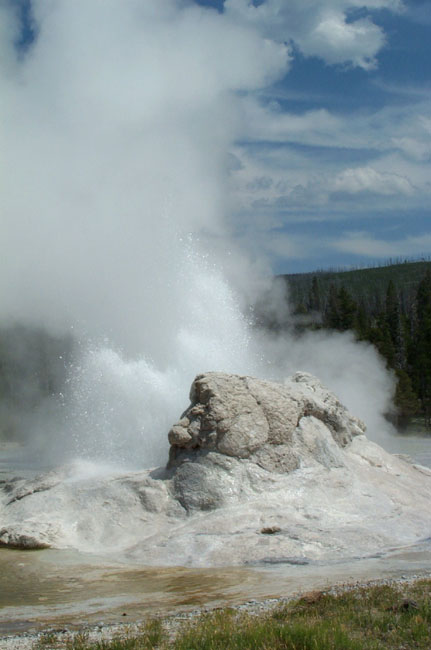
xmin=354 ymin=302 xmax=368 ymax=340
xmin=394 ymin=370 xmax=420 ymax=427
xmin=284 ymin=260 xmax=431 ymax=313
xmin=385 ymin=281 xmax=399 ymax=342
xmin=324 ymin=284 xmax=340 ymax=329
xmin=410 ymin=271 xmax=431 ymax=425
xmin=323 ymin=285 xmax=357 ymax=331
xmin=337 ymin=287 xmax=357 ymax=331
xmin=307 ymin=275 xmax=321 ymax=312
xmin=282 ymin=261 xmax=431 ymax=426
xmin=368 ymin=314 xmax=397 ymax=368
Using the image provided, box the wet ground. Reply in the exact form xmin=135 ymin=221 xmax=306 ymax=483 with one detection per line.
xmin=1 ymin=542 xmax=431 ymax=636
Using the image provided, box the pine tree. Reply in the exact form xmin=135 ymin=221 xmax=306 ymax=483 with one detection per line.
xmin=307 ymin=276 xmax=321 ymax=312
xmin=368 ymin=314 xmax=396 ymax=368
xmin=385 ymin=280 xmax=404 ymax=369
xmin=394 ymin=369 xmax=420 ymax=428
xmin=337 ymin=286 xmax=357 ymax=331
xmin=354 ymin=302 xmax=368 ymax=340
xmin=411 ymin=271 xmax=431 ymax=424
xmin=324 ymin=284 xmax=340 ymax=329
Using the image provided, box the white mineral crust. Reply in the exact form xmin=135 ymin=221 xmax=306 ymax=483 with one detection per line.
xmin=1 ymin=372 xmax=430 ymax=566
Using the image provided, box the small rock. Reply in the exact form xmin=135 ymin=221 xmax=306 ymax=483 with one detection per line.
xmin=168 ymin=425 xmax=192 ymax=446
xmin=299 ymin=590 xmax=324 ymax=605
xmin=260 ymin=526 xmax=281 ymax=535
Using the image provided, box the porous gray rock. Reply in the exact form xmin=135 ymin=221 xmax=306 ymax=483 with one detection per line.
xmin=168 ymin=371 xmax=365 ymax=471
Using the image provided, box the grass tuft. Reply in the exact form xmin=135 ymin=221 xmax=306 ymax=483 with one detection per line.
xmin=32 ymin=579 xmax=431 ymax=650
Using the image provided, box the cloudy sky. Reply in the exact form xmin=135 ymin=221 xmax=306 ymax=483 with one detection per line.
xmin=6 ymin=0 xmax=431 ymax=282
xmin=201 ymin=0 xmax=431 ymax=273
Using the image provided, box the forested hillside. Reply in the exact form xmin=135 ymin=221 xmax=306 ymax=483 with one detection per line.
xmin=280 ymin=260 xmax=431 ymax=427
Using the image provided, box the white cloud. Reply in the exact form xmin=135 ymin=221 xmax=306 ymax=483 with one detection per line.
xmin=301 ymin=13 xmax=384 ymax=69
xmin=239 ymin=98 xmax=341 ymax=144
xmin=237 ymin=227 xmax=431 ymax=269
xmin=239 ymin=92 xmax=431 ymax=154
xmin=229 ymin=142 xmax=332 ymax=221
xmin=390 ymin=113 xmax=431 ymax=162
xmin=333 ymin=166 xmax=415 ymax=195
xmin=228 ymin=92 xmax=431 ymax=235
xmin=258 ymin=232 xmax=314 ymax=260
xmin=247 ymin=229 xmax=431 ymax=267
xmin=224 ymin=0 xmax=403 ymax=69
xmin=392 ymin=137 xmax=431 ymax=162
xmin=331 ymin=232 xmax=431 ymax=258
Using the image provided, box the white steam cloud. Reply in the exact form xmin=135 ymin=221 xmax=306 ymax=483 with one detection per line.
xmin=1 ymin=0 xmax=395 ymax=468
xmin=1 ymin=0 xmax=287 ymax=353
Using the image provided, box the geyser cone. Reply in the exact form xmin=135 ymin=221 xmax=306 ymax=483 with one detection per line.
xmin=1 ymin=373 xmax=430 ymax=568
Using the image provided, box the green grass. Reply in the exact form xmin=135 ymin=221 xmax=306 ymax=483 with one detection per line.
xmin=33 ymin=579 xmax=431 ymax=649
xmin=173 ymin=608 xmax=363 ymax=650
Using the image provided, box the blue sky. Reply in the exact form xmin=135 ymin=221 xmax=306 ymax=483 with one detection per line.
xmin=194 ymin=0 xmax=431 ymax=273
xmin=8 ymin=0 xmax=431 ymax=276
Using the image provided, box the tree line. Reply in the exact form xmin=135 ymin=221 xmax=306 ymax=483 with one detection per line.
xmin=289 ymin=268 xmax=431 ymax=427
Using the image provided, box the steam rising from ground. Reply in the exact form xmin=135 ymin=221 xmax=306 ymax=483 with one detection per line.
xmin=0 ymin=1 xmax=395 ymax=468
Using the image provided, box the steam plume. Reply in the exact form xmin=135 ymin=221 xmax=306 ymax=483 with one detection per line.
xmin=0 ymin=1 xmax=395 ymax=467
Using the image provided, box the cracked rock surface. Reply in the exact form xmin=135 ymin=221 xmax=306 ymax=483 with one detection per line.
xmin=0 ymin=372 xmax=430 ymax=566
xmin=168 ymin=371 xmax=365 ymax=470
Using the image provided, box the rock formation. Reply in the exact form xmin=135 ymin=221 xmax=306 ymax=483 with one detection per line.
xmin=167 ymin=372 xmax=365 ymax=511
xmin=0 ymin=372 xmax=430 ymax=566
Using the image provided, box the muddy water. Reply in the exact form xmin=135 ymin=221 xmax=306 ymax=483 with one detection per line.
xmin=0 ymin=548 xmax=258 ymax=612
xmin=1 ymin=544 xmax=431 ymax=635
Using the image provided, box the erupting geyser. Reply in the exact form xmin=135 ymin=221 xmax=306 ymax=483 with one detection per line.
xmin=1 ymin=0 xmax=396 ymax=471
